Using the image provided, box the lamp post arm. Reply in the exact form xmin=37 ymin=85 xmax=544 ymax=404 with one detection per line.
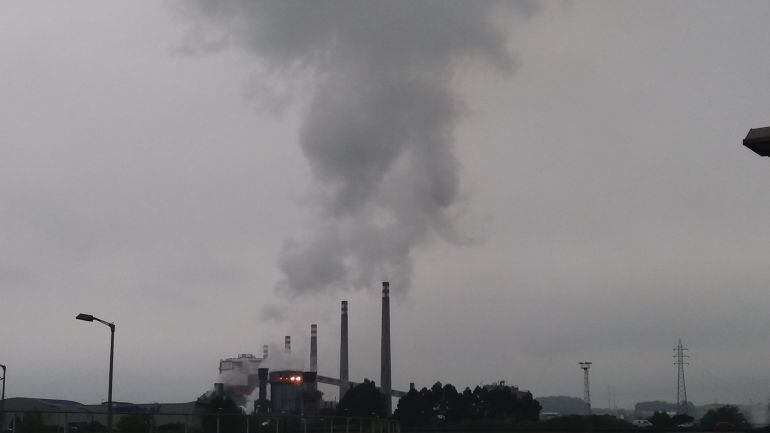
xmin=94 ymin=317 xmax=115 ymax=328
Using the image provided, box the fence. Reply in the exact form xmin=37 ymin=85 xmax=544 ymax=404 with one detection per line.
xmin=0 ymin=411 xmax=400 ymax=433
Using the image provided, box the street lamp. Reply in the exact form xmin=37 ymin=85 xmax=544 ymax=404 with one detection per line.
xmin=216 ymin=407 xmax=222 ymax=433
xmin=1 ymin=364 xmax=6 ymax=428
xmin=76 ymin=313 xmax=115 ymax=433
xmin=743 ymin=126 xmax=770 ymax=156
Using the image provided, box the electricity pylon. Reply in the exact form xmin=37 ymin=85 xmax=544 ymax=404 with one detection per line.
xmin=674 ymin=339 xmax=689 ymax=415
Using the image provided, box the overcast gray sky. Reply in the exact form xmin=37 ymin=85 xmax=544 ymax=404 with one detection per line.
xmin=2 ymin=1 xmax=770 ymax=409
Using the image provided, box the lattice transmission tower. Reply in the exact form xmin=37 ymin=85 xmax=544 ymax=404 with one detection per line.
xmin=674 ymin=339 xmax=689 ymax=414
xmin=579 ymin=362 xmax=592 ymax=415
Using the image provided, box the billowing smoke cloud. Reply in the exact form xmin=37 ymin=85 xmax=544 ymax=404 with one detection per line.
xmin=259 ymin=342 xmax=306 ymax=372
xmin=180 ymin=1 xmax=537 ymax=294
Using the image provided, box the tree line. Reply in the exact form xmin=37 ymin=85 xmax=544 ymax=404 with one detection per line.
xmin=337 ymin=380 xmax=541 ymax=427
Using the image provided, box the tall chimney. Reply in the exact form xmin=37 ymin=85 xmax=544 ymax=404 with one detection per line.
xmin=340 ymin=300 xmax=349 ymax=399
xmin=381 ymin=281 xmax=392 ymax=415
xmin=257 ymin=368 xmax=268 ymax=414
xmin=310 ymin=324 xmax=318 ymax=372
xmin=285 ymin=335 xmax=291 ymax=354
xmin=263 ymin=345 xmax=269 ymax=360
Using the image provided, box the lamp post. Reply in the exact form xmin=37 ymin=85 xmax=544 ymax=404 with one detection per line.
xmin=216 ymin=407 xmax=222 ymax=433
xmin=743 ymin=126 xmax=770 ymax=156
xmin=76 ymin=313 xmax=115 ymax=433
xmin=1 ymin=364 xmax=6 ymax=428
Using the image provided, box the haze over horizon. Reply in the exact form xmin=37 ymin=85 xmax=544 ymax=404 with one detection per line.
xmin=2 ymin=1 xmax=770 ymax=410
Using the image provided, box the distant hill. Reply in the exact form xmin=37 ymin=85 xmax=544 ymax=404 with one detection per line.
xmin=536 ymin=396 xmax=586 ymax=415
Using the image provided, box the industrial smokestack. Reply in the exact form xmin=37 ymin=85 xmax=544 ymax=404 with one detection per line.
xmin=310 ymin=324 xmax=318 ymax=372
xmin=285 ymin=335 xmax=291 ymax=354
xmin=302 ymin=371 xmax=320 ymax=417
xmin=381 ymin=282 xmax=392 ymax=415
xmin=340 ymin=300 xmax=349 ymax=399
xmin=257 ymin=368 xmax=268 ymax=414
xmin=263 ymin=344 xmax=269 ymax=360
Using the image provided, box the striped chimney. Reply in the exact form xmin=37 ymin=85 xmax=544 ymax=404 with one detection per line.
xmin=381 ymin=281 xmax=392 ymax=415
xmin=310 ymin=324 xmax=318 ymax=372
xmin=340 ymin=300 xmax=349 ymax=399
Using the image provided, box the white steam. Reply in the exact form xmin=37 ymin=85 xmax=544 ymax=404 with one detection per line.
xmin=179 ymin=0 xmax=539 ymax=295
xmin=259 ymin=342 xmax=306 ymax=372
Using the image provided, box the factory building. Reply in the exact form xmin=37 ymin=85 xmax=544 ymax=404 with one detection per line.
xmin=211 ymin=329 xmax=323 ymax=416
xmin=212 ymin=283 xmax=402 ymax=416
xmin=269 ymin=370 xmax=304 ymax=414
xmin=267 ymin=370 xmax=320 ymax=416
xmin=217 ymin=353 xmax=264 ymax=397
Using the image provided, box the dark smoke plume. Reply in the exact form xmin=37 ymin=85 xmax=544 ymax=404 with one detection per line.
xmin=180 ymin=1 xmax=537 ymax=295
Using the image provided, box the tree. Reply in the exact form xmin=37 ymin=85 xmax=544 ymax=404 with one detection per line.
xmin=393 ymin=388 xmax=427 ymax=427
xmin=672 ymin=413 xmax=694 ymax=426
xmin=700 ymin=406 xmax=749 ymax=429
xmin=457 ymin=388 xmax=471 ymax=419
xmin=337 ymin=379 xmax=387 ymax=418
xmin=395 ymin=381 xmax=541 ymax=426
xmin=442 ymin=384 xmax=463 ymax=423
xmin=649 ymin=411 xmax=673 ymax=428
xmin=485 ymin=386 xmax=515 ymax=420
xmin=202 ymin=394 xmax=242 ymax=433
xmin=514 ymin=393 xmax=542 ymax=422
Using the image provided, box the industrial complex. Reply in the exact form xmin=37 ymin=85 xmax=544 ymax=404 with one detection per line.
xmin=207 ymin=282 xmax=404 ymax=416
